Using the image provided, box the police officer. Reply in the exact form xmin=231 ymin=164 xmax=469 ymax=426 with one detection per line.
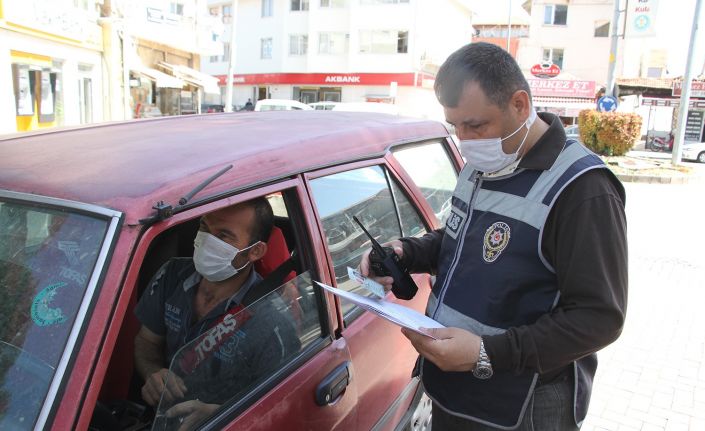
xmin=361 ymin=43 xmax=628 ymax=430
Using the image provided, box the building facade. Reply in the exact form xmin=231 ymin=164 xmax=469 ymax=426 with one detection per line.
xmin=0 ymin=0 xmax=105 ymax=134
xmin=202 ymin=0 xmax=474 ymax=120
xmin=112 ymin=0 xmax=222 ymax=119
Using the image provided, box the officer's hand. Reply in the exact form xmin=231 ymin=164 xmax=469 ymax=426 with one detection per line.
xmin=401 ymin=327 xmax=481 ymax=372
xmin=142 ymin=368 xmax=187 ymax=407
xmin=166 ymin=399 xmax=219 ymax=431
xmin=359 ymin=240 xmax=404 ymax=293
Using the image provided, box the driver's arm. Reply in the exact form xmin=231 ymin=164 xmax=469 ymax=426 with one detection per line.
xmin=135 ymin=326 xmax=187 ymax=407
xmin=134 ymin=325 xmax=165 ymax=381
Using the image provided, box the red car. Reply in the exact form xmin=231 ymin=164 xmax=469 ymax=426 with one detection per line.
xmin=0 ymin=111 xmax=462 ymax=430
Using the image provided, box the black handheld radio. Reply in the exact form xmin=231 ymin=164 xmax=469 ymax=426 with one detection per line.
xmin=352 ymin=216 xmax=418 ymax=300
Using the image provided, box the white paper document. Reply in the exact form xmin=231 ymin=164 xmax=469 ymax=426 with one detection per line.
xmin=315 ymin=281 xmax=445 ymax=339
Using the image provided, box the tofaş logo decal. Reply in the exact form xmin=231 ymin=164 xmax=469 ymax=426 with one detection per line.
xmin=531 ymin=63 xmax=561 ymax=79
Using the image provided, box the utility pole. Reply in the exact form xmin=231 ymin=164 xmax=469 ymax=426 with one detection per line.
xmin=506 ymin=0 xmax=512 ymax=52
xmin=672 ymin=0 xmax=704 ymax=165
xmin=224 ymin=0 xmax=238 ymax=112
xmin=605 ymin=0 xmax=622 ymax=97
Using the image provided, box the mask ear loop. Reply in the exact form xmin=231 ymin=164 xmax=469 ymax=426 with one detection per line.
xmin=513 ymin=112 xmax=536 ymax=160
xmin=231 ymin=241 xmax=262 ymax=272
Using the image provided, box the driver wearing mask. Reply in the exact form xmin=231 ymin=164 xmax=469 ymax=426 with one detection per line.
xmin=133 ymin=198 xmax=299 ymax=413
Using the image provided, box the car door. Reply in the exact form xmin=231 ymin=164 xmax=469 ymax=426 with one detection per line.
xmin=305 ymin=159 xmax=438 ymax=431
xmin=83 ymin=179 xmax=361 ymax=431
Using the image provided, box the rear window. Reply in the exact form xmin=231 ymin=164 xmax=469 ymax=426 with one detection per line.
xmin=0 ymin=200 xmax=109 ymax=429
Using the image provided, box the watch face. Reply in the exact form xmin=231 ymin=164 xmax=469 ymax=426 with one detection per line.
xmin=473 ymin=366 xmax=493 ymax=380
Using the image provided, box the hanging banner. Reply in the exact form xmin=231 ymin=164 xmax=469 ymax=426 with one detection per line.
xmin=626 ymin=0 xmax=659 ymax=38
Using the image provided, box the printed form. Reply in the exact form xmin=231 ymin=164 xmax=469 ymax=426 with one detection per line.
xmin=315 ymin=280 xmax=444 ymax=339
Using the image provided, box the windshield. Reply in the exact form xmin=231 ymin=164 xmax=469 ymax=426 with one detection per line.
xmin=152 ymin=271 xmax=318 ymax=431
xmin=0 ymin=200 xmax=109 ymax=429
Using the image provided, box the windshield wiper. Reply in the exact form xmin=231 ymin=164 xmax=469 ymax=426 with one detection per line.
xmin=139 ymin=164 xmax=233 ymax=225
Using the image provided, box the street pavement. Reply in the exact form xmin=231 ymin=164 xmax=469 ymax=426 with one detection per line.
xmin=581 ymin=180 xmax=705 ymax=431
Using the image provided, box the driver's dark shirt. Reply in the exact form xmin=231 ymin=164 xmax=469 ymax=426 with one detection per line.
xmin=135 ymin=258 xmax=301 ymax=404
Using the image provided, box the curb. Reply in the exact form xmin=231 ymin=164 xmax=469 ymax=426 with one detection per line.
xmin=615 ymin=173 xmax=704 ymax=184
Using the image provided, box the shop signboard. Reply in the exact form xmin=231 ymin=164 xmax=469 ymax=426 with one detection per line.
xmin=625 ymin=0 xmax=659 ymax=37
xmin=527 ymin=79 xmax=596 ymax=98
xmin=684 ymin=111 xmax=704 ymax=142
xmin=672 ymin=81 xmax=705 ymax=98
xmin=530 ymin=63 xmax=561 ymax=79
xmin=216 ymin=73 xmax=433 ymax=87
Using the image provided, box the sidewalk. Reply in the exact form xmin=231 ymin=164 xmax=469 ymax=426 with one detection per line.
xmin=582 ymin=182 xmax=705 ymax=431
xmin=604 ymin=143 xmax=705 ymax=184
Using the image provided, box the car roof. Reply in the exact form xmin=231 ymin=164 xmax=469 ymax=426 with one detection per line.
xmin=0 ymin=111 xmax=447 ymax=224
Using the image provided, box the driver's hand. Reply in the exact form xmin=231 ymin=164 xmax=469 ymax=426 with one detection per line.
xmin=166 ymin=399 xmax=219 ymax=431
xmin=359 ymin=240 xmax=404 ymax=293
xmin=141 ymin=368 xmax=187 ymax=407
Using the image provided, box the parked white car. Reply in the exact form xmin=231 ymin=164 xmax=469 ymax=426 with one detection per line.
xmin=681 ymin=141 xmax=705 ymax=163
xmin=308 ymin=102 xmax=399 ymax=115
xmin=254 ymin=99 xmax=314 ymax=111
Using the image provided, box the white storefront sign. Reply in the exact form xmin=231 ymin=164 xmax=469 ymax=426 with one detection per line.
xmin=626 ymin=0 xmax=659 ymax=38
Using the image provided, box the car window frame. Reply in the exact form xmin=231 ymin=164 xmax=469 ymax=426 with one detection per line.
xmin=304 ymin=156 xmax=436 ymax=326
xmin=80 ymin=177 xmax=340 ymax=431
xmin=387 ymin=138 xmax=462 ymax=230
xmin=0 ymin=190 xmax=123 ymax=431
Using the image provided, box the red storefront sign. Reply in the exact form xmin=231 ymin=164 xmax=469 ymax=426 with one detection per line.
xmin=672 ymin=81 xmax=705 ymax=98
xmin=216 ymin=72 xmax=430 ymax=87
xmin=527 ymin=79 xmax=596 ymax=98
xmin=530 ymin=63 xmax=561 ymax=79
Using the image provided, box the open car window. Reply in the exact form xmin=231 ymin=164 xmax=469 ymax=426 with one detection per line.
xmin=309 ymin=165 xmax=427 ymax=320
xmin=0 ymin=200 xmax=109 ymax=429
xmin=152 ymin=271 xmax=319 ymax=431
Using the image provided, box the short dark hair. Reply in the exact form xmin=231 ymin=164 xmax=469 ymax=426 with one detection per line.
xmin=434 ymin=42 xmax=531 ymax=109
xmin=245 ymin=197 xmax=274 ymax=245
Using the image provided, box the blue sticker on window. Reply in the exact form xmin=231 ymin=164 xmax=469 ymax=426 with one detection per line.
xmin=31 ymin=282 xmax=68 ymax=327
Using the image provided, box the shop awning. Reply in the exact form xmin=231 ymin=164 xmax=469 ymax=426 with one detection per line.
xmin=532 ymin=96 xmax=596 ymax=117
xmin=131 ymin=64 xmax=184 ymax=89
xmin=158 ymin=62 xmax=220 ymax=94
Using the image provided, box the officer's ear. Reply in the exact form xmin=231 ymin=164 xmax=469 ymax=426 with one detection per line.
xmin=509 ymin=89 xmax=531 ymax=120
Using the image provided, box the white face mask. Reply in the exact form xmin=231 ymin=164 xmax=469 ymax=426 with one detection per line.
xmin=192 ymin=231 xmax=258 ymax=282
xmin=459 ymin=109 xmax=537 ymax=174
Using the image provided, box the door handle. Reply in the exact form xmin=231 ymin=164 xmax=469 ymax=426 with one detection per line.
xmin=315 ymin=361 xmax=351 ymax=406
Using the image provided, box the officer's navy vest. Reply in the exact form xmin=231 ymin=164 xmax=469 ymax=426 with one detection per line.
xmin=422 ymin=140 xmax=613 ymax=429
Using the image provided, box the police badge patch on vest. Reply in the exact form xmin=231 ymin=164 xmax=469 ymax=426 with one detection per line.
xmin=483 ymin=222 xmax=511 ymax=263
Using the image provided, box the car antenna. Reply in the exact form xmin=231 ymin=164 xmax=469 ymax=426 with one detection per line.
xmin=139 ymin=164 xmax=233 ymax=225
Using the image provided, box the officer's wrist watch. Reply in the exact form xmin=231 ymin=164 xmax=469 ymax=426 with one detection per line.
xmin=473 ymin=338 xmax=493 ymax=379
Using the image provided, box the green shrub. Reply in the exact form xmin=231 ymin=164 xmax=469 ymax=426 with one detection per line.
xmin=577 ymin=110 xmax=642 ymax=156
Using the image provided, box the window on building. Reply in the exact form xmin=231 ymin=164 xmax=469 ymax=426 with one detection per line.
xmin=543 ymin=4 xmax=567 ymax=25
xmin=647 ymin=67 xmax=663 ymax=78
xmin=221 ymin=42 xmax=230 ymax=62
xmin=542 ymin=47 xmax=564 ymax=69
xmin=361 ymin=0 xmax=410 ymax=4
xmin=319 ymin=32 xmax=349 ymax=54
xmin=261 ymin=38 xmax=273 ymax=59
xmin=169 ymin=2 xmax=184 ymax=15
xmin=262 ymin=0 xmax=273 ymax=16
xmin=291 ymin=0 xmax=309 ymax=11
xmin=223 ymin=5 xmax=232 ymax=23
xmin=321 ymin=0 xmax=346 ymax=6
xmin=289 ymin=35 xmax=308 ymax=55
xmin=594 ymin=20 xmax=610 ymax=37
xmin=359 ymin=30 xmax=409 ymax=54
